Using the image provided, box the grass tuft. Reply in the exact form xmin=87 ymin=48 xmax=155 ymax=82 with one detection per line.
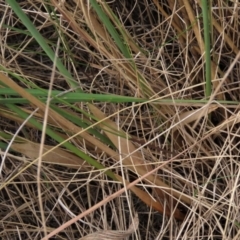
xmin=1 ymin=0 xmax=240 ymax=239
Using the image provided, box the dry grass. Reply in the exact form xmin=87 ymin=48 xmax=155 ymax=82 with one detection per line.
xmin=1 ymin=0 xmax=240 ymax=239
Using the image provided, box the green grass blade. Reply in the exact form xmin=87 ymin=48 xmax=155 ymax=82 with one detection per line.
xmin=50 ymin=105 xmax=115 ymax=148
xmin=202 ymin=0 xmax=212 ymax=98
xmin=0 ymin=87 xmax=146 ymax=103
xmin=90 ymin=0 xmax=131 ymax=58
xmin=6 ymin=0 xmax=78 ymax=89
xmin=1 ymin=87 xmax=239 ymax=106
xmin=5 ymin=103 xmax=116 ymax=180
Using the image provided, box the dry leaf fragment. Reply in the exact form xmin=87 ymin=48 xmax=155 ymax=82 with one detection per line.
xmin=12 ymin=141 xmax=89 ymax=169
xmin=79 ymin=215 xmax=139 ymax=240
